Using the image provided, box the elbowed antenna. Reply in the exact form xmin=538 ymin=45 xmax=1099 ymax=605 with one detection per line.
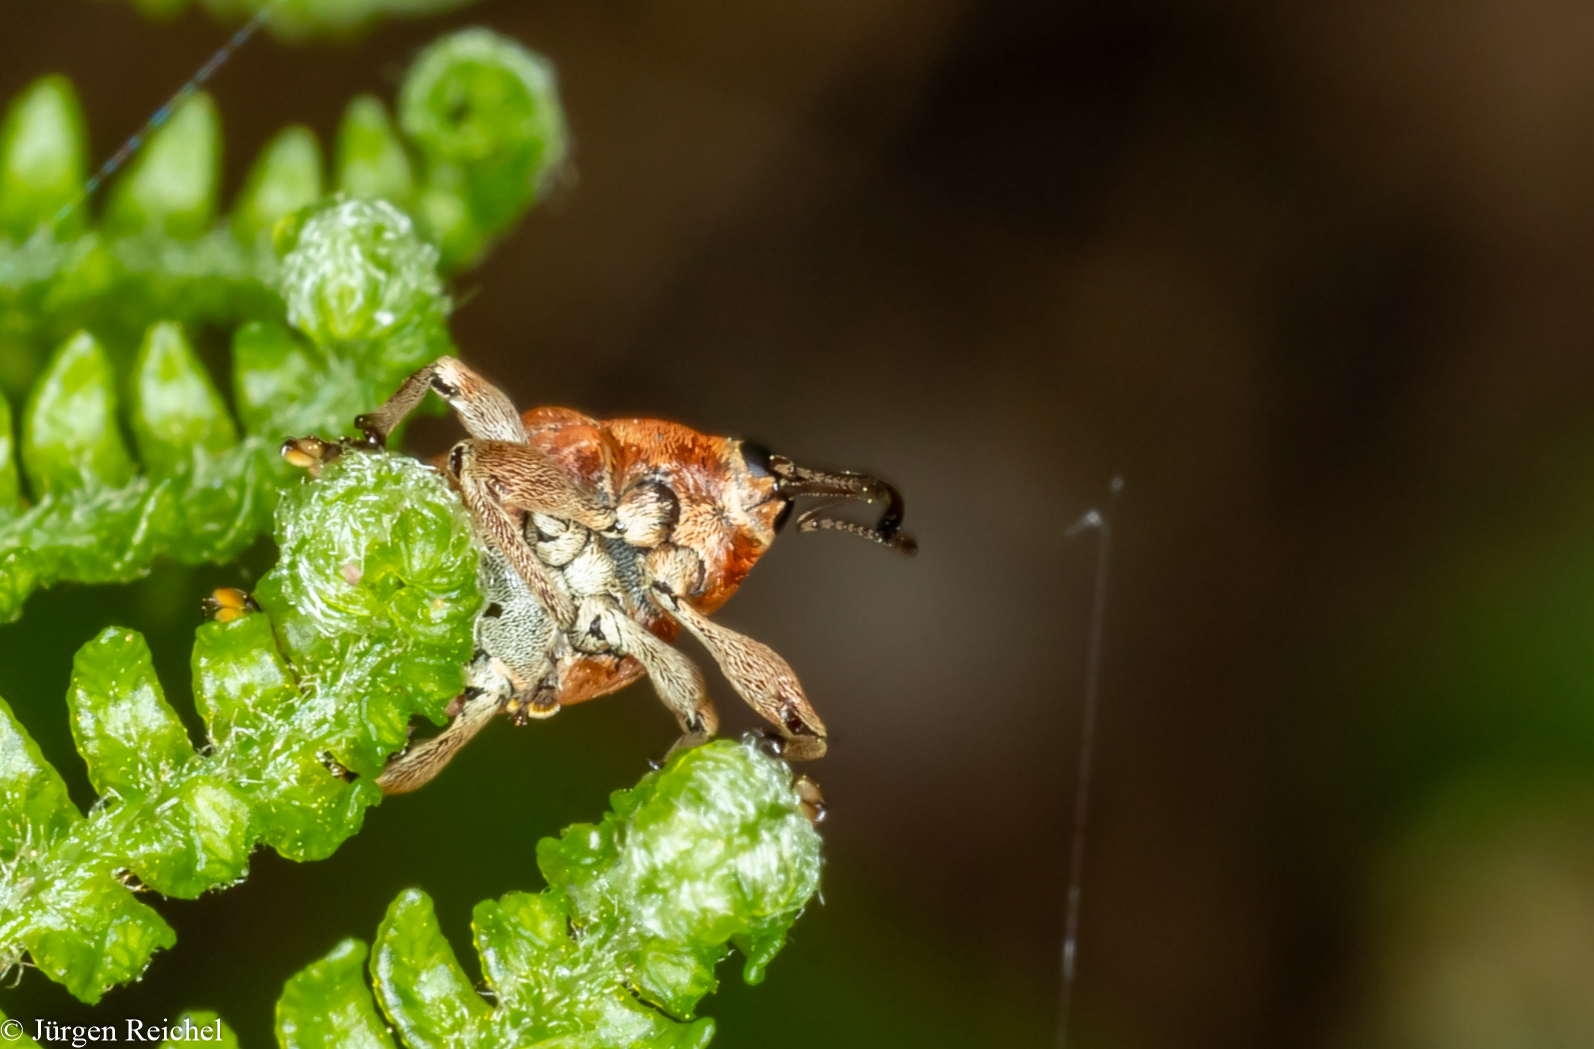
xmin=768 ymin=455 xmax=918 ymax=555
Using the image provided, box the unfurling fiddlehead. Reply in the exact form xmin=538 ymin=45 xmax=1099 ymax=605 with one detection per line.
xmin=0 ymin=27 xmax=567 ymax=622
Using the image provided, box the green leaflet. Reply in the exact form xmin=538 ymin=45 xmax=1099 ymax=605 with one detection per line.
xmin=0 ymin=391 xmax=17 ymax=510
xmin=190 ymin=613 xmax=377 ymax=862
xmin=255 ymin=451 xmax=479 ymax=778
xmin=372 ymin=891 xmax=492 ymax=1048
xmin=276 ymin=197 xmax=451 ymax=377
xmin=337 ymin=96 xmax=415 ymax=206
xmin=19 ymin=872 xmax=177 ymax=1004
xmin=0 ymin=694 xmax=79 ymax=856
xmin=278 ymin=940 xmax=398 ymax=1049
xmin=271 ymin=740 xmax=820 ymax=1049
xmin=540 ymin=739 xmax=825 ymax=992
xmin=132 ymin=321 xmax=239 ymax=479
xmin=0 ymin=450 xmax=480 ymax=1002
xmin=104 ymin=93 xmax=222 ymax=241
xmin=21 ymin=331 xmax=136 ymax=496
xmin=0 ymin=76 xmax=87 ymax=242
xmin=67 ymin=628 xmax=195 ymax=797
xmin=0 ymin=30 xmax=560 ymax=406
xmin=234 ymin=127 xmax=325 ymax=249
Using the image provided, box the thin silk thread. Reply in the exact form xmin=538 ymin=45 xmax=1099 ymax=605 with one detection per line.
xmin=1057 ymin=476 xmax=1121 ymax=1049
xmin=49 ymin=0 xmax=283 ymax=230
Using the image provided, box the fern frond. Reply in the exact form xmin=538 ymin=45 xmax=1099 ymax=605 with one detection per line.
xmin=0 ymin=14 xmax=573 ymax=612
xmin=0 ymin=27 xmax=566 ymax=397
xmin=0 ymin=448 xmax=481 ymax=1003
xmin=0 ymin=26 xmax=564 ymax=621
xmin=0 ymin=740 xmax=818 ymax=1037
xmin=0 ymin=193 xmax=443 ymax=620
xmin=274 ymin=739 xmax=821 ymax=1049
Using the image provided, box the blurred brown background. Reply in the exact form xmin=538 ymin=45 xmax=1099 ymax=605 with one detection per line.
xmin=7 ymin=0 xmax=1594 ymax=1046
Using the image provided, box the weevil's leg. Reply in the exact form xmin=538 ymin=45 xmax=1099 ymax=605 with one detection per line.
xmin=462 ymin=441 xmax=617 ymax=533
xmin=377 ymin=687 xmax=503 ymax=795
xmin=281 ymin=435 xmax=342 ymax=477
xmin=449 ymin=440 xmax=619 ymax=630
xmin=461 ymin=479 xmax=578 ymax=627
xmin=644 ymin=545 xmax=828 ymax=760
xmin=582 ymin=595 xmax=718 ymax=750
xmin=794 ymin=775 xmax=826 ymax=824
xmin=671 ymin=599 xmax=827 ymax=759
xmin=355 ymin=357 xmax=524 ymax=447
xmin=472 ymin=542 xmax=562 ymax=727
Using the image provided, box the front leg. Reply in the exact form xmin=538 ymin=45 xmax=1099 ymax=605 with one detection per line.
xmin=461 ymin=482 xmax=577 ymax=627
xmin=356 ymin=356 xmax=525 ymax=446
xmin=448 ymin=439 xmax=619 ymax=628
xmin=459 ymin=440 xmax=617 ymax=533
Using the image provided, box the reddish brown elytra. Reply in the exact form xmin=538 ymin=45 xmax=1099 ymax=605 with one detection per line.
xmin=279 ymin=357 xmax=915 ymax=794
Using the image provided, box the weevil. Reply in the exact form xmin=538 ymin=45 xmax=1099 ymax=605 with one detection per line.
xmin=273 ymin=356 xmax=915 ymax=794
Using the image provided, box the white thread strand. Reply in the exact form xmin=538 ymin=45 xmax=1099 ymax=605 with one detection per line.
xmin=50 ymin=0 xmax=283 ymax=229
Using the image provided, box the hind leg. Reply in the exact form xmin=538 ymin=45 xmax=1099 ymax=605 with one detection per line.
xmin=377 ymin=687 xmax=504 ymax=795
xmin=379 ymin=545 xmax=558 ymax=794
xmin=643 ymin=544 xmax=827 ymax=760
xmin=580 ymin=595 xmax=720 ymax=753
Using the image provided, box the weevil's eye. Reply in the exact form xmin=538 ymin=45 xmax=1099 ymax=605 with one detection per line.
xmin=432 ymin=376 xmax=461 ymax=398
xmin=448 ymin=442 xmax=468 ymax=477
xmin=739 ymin=440 xmax=775 ymax=479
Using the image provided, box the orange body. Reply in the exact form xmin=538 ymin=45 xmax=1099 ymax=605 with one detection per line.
xmin=515 ymin=407 xmax=786 ymax=708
